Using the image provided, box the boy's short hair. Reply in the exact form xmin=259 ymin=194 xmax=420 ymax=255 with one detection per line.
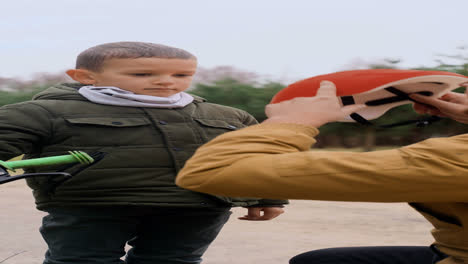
xmin=76 ymin=41 xmax=197 ymax=72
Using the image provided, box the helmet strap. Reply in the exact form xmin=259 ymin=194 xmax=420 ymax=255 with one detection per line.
xmin=340 ymin=87 xmax=441 ymax=129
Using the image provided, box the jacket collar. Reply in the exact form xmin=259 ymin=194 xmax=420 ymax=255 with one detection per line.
xmin=33 ymin=83 xmax=207 ymax=103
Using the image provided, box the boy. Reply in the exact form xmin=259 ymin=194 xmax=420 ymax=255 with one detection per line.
xmin=0 ymin=41 xmax=286 ymax=264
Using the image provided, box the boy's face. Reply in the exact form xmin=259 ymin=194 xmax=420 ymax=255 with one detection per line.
xmin=88 ymin=57 xmax=197 ymax=97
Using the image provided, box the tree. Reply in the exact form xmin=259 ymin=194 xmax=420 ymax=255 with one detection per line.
xmin=189 ymin=79 xmax=285 ymax=121
xmin=0 ymin=85 xmax=48 ymax=106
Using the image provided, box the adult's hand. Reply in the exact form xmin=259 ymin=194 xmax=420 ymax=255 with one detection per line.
xmin=238 ymin=207 xmax=285 ymax=221
xmin=410 ymin=82 xmax=468 ymax=124
xmin=264 ymin=81 xmax=365 ymax=127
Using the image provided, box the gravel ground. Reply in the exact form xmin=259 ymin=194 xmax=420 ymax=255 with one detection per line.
xmin=0 ymin=180 xmax=434 ymax=264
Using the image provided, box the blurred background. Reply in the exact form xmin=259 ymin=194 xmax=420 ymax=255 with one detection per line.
xmin=2 ymin=0 xmax=468 ymax=150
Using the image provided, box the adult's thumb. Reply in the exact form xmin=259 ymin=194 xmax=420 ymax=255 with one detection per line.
xmin=317 ymin=80 xmax=337 ymax=96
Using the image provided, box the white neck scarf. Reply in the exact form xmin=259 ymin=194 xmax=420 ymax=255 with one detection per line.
xmin=78 ymin=86 xmax=194 ymax=108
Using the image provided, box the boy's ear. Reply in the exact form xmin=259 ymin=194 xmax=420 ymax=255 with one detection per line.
xmin=66 ymin=69 xmax=96 ymax=85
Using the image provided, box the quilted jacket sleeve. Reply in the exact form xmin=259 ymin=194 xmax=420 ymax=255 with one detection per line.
xmin=0 ymin=102 xmax=53 ymax=160
xmin=223 ymin=112 xmax=289 ymax=206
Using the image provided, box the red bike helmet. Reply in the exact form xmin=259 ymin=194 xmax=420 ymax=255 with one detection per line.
xmin=271 ymin=69 xmax=468 ymax=125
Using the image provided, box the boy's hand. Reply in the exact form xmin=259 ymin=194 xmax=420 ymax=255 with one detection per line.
xmin=238 ymin=207 xmax=284 ymax=221
xmin=264 ymin=81 xmax=365 ymax=127
xmin=410 ymin=82 xmax=468 ymax=124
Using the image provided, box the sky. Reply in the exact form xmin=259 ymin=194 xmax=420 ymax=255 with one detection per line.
xmin=2 ymin=0 xmax=468 ymax=83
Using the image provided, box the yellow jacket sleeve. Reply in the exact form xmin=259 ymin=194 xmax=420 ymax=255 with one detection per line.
xmin=176 ymin=123 xmax=468 ymax=202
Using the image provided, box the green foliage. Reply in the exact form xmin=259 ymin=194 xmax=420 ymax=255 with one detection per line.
xmin=0 ymin=85 xmax=49 ymax=106
xmin=189 ymin=79 xmax=285 ymax=121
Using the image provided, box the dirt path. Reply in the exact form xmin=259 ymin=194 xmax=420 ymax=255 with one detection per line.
xmin=0 ymin=181 xmax=433 ymax=264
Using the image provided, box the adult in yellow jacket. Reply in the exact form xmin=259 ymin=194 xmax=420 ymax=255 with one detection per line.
xmin=176 ymin=81 xmax=468 ymax=264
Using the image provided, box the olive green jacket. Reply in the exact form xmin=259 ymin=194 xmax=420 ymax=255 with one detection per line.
xmin=177 ymin=123 xmax=468 ymax=264
xmin=0 ymin=83 xmax=287 ymax=210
